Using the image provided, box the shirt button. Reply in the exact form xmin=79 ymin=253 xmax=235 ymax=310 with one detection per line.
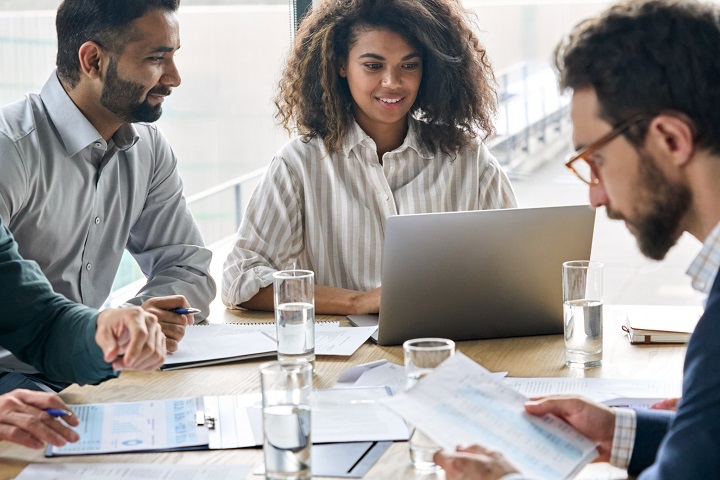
xmin=94 ymin=217 xmax=101 ymax=224
xmin=384 ymin=195 xmax=390 ymax=201
xmin=94 ymin=142 xmax=102 ymax=148
xmin=86 ymin=263 xmax=92 ymax=271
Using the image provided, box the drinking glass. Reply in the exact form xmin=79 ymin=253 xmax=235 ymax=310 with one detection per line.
xmin=260 ymin=360 xmax=313 ymax=480
xmin=563 ymin=260 xmax=604 ymax=368
xmin=273 ymin=270 xmax=315 ymax=370
xmin=403 ymin=337 xmax=455 ymax=470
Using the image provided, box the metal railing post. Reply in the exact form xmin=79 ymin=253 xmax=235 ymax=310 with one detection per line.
xmin=235 ymin=184 xmax=243 ymax=230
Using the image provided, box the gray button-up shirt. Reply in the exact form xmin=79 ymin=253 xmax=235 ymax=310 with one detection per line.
xmin=0 ymin=71 xmax=215 ymax=318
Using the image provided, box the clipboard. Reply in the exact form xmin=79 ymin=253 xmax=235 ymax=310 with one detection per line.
xmin=45 ymin=387 xmax=409 ymax=457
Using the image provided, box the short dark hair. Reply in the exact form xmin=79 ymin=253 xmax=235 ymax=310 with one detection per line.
xmin=555 ymin=0 xmax=720 ymax=154
xmin=56 ymin=0 xmax=180 ymax=88
xmin=275 ymin=0 xmax=497 ymax=155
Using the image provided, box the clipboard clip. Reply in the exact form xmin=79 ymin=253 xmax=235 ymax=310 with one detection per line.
xmin=196 ymin=410 xmax=217 ymax=430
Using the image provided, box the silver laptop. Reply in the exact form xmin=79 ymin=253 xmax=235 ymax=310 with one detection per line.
xmin=349 ymin=205 xmax=596 ymax=345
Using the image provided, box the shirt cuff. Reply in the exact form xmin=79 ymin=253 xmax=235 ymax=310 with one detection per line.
xmin=610 ymin=408 xmax=637 ymax=469
xmin=499 ymin=474 xmax=529 ymax=480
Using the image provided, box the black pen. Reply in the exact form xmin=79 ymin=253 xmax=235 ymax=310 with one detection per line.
xmin=170 ymin=307 xmax=201 ymax=315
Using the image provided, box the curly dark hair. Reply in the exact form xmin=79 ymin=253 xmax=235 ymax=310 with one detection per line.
xmin=275 ymin=0 xmax=498 ymax=155
xmin=56 ymin=0 xmax=180 ymax=88
xmin=554 ymin=0 xmax=720 ymax=154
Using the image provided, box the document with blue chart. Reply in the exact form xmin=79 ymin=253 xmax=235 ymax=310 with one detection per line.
xmin=45 ymin=398 xmax=208 ymax=455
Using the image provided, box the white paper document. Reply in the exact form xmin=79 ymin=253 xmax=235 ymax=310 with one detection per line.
xmin=163 ymin=328 xmax=277 ymax=369
xmin=383 ymin=354 xmax=598 ymax=480
xmin=15 ymin=464 xmax=249 ymax=480
xmin=313 ymin=326 xmax=378 ymax=355
xmin=311 ymin=387 xmax=410 ymax=443
xmin=234 ymin=323 xmax=377 ymax=356
xmin=335 ymin=360 xmax=507 ymax=394
xmin=217 ymin=387 xmax=410 ymax=445
xmin=335 ymin=360 xmax=407 ymax=393
xmin=506 ymin=377 xmax=682 ymax=404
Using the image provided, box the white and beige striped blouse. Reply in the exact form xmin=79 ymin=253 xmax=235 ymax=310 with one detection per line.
xmin=222 ymin=118 xmax=517 ymax=307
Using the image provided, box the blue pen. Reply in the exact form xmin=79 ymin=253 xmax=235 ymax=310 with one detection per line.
xmin=44 ymin=408 xmax=72 ymax=418
xmin=170 ymin=307 xmax=201 ymax=315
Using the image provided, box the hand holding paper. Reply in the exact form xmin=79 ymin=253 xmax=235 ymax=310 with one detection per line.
xmin=524 ymin=397 xmax=615 ymax=462
xmin=382 ymin=354 xmax=598 ymax=480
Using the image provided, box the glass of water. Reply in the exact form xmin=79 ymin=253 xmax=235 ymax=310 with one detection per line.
xmin=563 ymin=260 xmax=604 ymax=368
xmin=403 ymin=337 xmax=455 ymax=470
xmin=273 ymin=270 xmax=315 ymax=370
xmin=260 ymin=360 xmax=313 ymax=480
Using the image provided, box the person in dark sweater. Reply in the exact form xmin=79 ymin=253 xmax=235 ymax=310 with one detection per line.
xmin=0 ymin=219 xmax=166 ymax=449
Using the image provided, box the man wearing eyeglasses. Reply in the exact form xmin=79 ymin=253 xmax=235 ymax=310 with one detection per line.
xmin=434 ymin=0 xmax=720 ymax=479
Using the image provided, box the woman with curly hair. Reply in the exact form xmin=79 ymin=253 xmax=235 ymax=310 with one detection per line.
xmin=222 ymin=0 xmax=517 ymax=315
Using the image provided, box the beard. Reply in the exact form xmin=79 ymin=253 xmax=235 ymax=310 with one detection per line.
xmin=100 ymin=58 xmax=169 ymax=123
xmin=606 ymin=150 xmax=691 ymax=261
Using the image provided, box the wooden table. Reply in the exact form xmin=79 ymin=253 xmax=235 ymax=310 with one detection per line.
xmin=0 ymin=306 xmax=686 ymax=479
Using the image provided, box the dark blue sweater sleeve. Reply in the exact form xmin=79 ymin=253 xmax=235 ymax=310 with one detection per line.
xmin=630 ymin=275 xmax=720 ymax=479
xmin=627 ymin=409 xmax=674 ymax=475
xmin=0 ymin=221 xmax=114 ymax=384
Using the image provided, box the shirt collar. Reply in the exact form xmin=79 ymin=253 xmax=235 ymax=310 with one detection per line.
xmin=40 ymin=70 xmax=140 ymax=157
xmin=686 ymin=221 xmax=720 ymax=294
xmin=341 ymin=116 xmax=434 ymax=160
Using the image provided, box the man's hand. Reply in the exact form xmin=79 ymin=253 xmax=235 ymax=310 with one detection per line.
xmin=0 ymin=389 xmax=80 ymax=449
xmin=525 ymin=396 xmax=615 ymax=462
xmin=95 ymin=306 xmax=166 ymax=371
xmin=434 ymin=444 xmax=521 ymax=480
xmin=651 ymin=397 xmax=680 ymax=411
xmin=141 ymin=295 xmax=194 ymax=352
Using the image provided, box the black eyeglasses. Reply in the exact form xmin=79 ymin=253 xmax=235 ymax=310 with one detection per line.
xmin=564 ymin=114 xmax=652 ymax=185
